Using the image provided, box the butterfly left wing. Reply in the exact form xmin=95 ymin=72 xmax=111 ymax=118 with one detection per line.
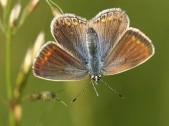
xmin=33 ymin=41 xmax=88 ymax=81
xmin=102 ymin=28 xmax=155 ymax=75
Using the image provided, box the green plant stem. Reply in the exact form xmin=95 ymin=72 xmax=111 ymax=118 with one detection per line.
xmin=6 ymin=19 xmax=16 ymax=126
xmin=6 ymin=0 xmax=16 ymax=126
xmin=9 ymin=113 xmax=15 ymax=126
xmin=6 ymin=0 xmax=12 ymax=102
xmin=6 ymin=23 xmax=12 ymax=100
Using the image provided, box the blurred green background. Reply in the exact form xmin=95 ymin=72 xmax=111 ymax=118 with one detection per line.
xmin=0 ymin=0 xmax=169 ymax=126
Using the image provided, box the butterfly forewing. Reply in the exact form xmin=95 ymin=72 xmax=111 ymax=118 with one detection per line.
xmin=33 ymin=41 xmax=88 ymax=81
xmin=90 ymin=8 xmax=129 ymax=61
xmin=51 ymin=14 xmax=89 ymax=64
xmin=102 ymin=28 xmax=154 ymax=75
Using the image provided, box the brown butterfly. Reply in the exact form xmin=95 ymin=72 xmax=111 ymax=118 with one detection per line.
xmin=33 ymin=8 xmax=154 ymax=99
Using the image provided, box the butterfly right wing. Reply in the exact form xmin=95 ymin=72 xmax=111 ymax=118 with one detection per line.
xmin=33 ymin=41 xmax=89 ymax=81
xmin=90 ymin=8 xmax=129 ymax=62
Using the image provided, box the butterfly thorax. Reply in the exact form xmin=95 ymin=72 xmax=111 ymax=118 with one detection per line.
xmin=86 ymin=27 xmax=102 ymax=76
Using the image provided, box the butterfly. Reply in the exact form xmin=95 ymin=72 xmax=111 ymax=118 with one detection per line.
xmin=33 ymin=8 xmax=154 ymax=91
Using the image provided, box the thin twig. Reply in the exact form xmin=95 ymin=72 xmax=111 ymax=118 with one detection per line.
xmin=46 ymin=0 xmax=64 ymax=16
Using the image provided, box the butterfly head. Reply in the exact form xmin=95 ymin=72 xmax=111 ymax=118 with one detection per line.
xmin=91 ymin=75 xmax=101 ymax=85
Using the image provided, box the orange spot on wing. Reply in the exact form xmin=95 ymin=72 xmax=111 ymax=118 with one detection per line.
xmin=132 ymin=36 xmax=136 ymax=41
xmin=108 ymin=16 xmax=112 ymax=21
xmin=101 ymin=18 xmax=106 ymax=22
xmin=47 ymin=52 xmax=52 ymax=56
xmin=66 ymin=22 xmax=71 ymax=26
xmin=44 ymin=57 xmax=48 ymax=61
xmin=141 ymin=43 xmax=145 ymax=47
xmin=74 ymin=22 xmax=78 ymax=26
xmin=136 ymin=40 xmax=141 ymax=44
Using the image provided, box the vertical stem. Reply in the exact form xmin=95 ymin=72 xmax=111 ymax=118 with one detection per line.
xmin=6 ymin=0 xmax=12 ymax=102
xmin=5 ymin=0 xmax=16 ymax=126
xmin=6 ymin=24 xmax=16 ymax=126
xmin=6 ymin=23 xmax=12 ymax=100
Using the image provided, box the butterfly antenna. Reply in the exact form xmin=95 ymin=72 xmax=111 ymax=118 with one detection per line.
xmin=100 ymin=79 xmax=124 ymax=99
xmin=91 ymin=80 xmax=99 ymax=96
xmin=71 ymin=82 xmax=91 ymax=103
xmin=55 ymin=98 xmax=68 ymax=107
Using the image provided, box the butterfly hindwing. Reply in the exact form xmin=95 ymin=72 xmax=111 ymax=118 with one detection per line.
xmin=33 ymin=41 xmax=88 ymax=81
xmin=102 ymin=28 xmax=154 ymax=75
